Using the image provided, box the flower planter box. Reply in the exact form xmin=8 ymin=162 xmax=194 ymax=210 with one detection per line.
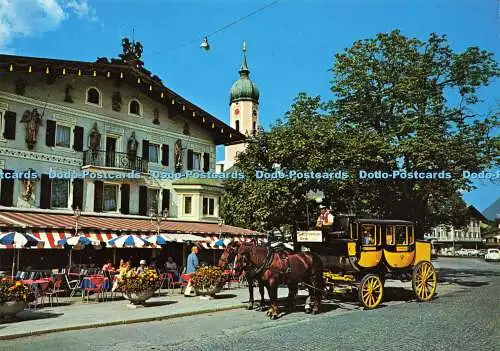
xmin=195 ymin=282 xmax=225 ymax=297
xmin=0 ymin=301 xmax=26 ymax=320
xmin=122 ymin=289 xmax=156 ymax=305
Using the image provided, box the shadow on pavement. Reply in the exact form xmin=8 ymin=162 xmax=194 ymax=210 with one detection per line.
xmin=1 ymin=311 xmax=64 ymax=324
xmin=214 ymin=294 xmax=237 ymax=299
xmin=437 ymin=268 xmax=497 ymax=287
xmin=145 ymin=301 xmax=178 ymax=307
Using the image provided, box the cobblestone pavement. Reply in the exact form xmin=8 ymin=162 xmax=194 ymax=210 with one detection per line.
xmin=1 ymin=258 xmax=498 ymax=351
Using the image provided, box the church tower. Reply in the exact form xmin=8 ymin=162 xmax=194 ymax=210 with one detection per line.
xmin=224 ymin=41 xmax=260 ymax=170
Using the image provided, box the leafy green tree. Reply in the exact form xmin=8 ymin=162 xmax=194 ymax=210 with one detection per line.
xmin=331 ymin=30 xmax=499 ymax=234
xmin=222 ymin=30 xmax=499 ymax=237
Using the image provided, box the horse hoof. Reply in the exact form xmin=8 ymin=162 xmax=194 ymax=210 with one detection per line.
xmin=305 ymin=309 xmax=311 ymax=314
xmin=312 ymin=310 xmax=319 ymax=315
xmin=247 ymin=304 xmax=253 ymax=310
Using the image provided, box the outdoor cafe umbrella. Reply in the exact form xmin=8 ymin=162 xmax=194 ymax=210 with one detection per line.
xmin=0 ymin=232 xmax=44 ymax=278
xmin=107 ymin=235 xmax=150 ymax=248
xmin=145 ymin=234 xmax=170 ymax=246
xmin=57 ymin=235 xmax=102 ymax=267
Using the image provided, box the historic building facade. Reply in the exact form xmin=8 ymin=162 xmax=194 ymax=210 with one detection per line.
xmin=0 ymin=42 xmax=246 ymax=220
xmin=425 ymin=205 xmax=486 ymax=253
xmin=0 ymin=40 xmax=263 ymax=271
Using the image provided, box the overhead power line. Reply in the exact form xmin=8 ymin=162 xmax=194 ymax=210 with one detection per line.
xmin=146 ymin=0 xmax=281 ymax=58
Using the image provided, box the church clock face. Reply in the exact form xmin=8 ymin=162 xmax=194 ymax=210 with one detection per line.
xmin=234 ymin=108 xmax=240 ymax=115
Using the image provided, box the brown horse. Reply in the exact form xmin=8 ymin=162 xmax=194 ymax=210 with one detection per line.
xmin=234 ymin=241 xmax=324 ymax=319
xmin=218 ymin=242 xmax=266 ymax=310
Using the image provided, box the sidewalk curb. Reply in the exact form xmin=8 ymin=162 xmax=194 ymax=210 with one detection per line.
xmin=0 ymin=303 xmax=246 ymax=340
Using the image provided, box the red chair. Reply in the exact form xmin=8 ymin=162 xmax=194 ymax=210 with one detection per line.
xmin=167 ymin=272 xmax=183 ymax=294
xmin=83 ymin=276 xmax=105 ymax=303
xmin=178 ymin=274 xmax=191 ymax=294
xmin=42 ymin=276 xmax=65 ymax=307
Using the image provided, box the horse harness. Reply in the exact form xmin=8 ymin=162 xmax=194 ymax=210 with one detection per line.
xmin=251 ymin=246 xmax=292 ymax=277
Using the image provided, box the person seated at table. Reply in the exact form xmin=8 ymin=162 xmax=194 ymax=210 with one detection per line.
xmin=164 ymin=257 xmax=179 ymax=281
xmin=149 ymin=259 xmax=158 ymax=272
xmin=102 ymin=261 xmax=115 ymax=273
xmin=136 ymin=259 xmax=147 ymax=274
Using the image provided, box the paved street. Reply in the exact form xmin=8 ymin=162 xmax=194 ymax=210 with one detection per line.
xmin=1 ymin=258 xmax=498 ymax=351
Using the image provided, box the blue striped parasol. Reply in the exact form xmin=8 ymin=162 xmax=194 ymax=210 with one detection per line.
xmin=146 ymin=234 xmax=170 ymax=246
xmin=107 ymin=235 xmax=150 ymax=248
xmin=0 ymin=232 xmax=44 ymax=277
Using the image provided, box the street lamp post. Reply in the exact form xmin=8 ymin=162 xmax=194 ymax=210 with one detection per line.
xmin=150 ymin=207 xmax=168 ymax=236
xmin=218 ymin=218 xmax=224 ymax=239
xmin=73 ymin=206 xmax=81 ymax=236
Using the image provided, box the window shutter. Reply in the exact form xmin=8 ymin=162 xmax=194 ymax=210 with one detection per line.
xmin=142 ymin=140 xmax=149 ymax=161
xmin=3 ymin=111 xmax=16 ymax=140
xmin=46 ymin=120 xmax=56 ymax=147
xmin=120 ymin=184 xmax=130 ymax=214
xmin=73 ymin=126 xmax=84 ymax=151
xmin=187 ymin=149 xmax=193 ymax=170
xmin=0 ymin=170 xmax=14 ymax=206
xmin=203 ymin=153 xmax=210 ymax=172
xmin=93 ymin=180 xmax=103 ymax=212
xmin=161 ymin=189 xmax=170 ymax=212
xmin=161 ymin=144 xmax=169 ymax=166
xmin=40 ymin=174 xmax=52 ymax=209
xmin=72 ymin=178 xmax=84 ymax=210
xmin=139 ymin=185 xmax=148 ymax=216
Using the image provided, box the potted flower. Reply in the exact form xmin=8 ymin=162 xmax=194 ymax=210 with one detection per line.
xmin=190 ymin=266 xmax=226 ymax=298
xmin=0 ymin=278 xmax=31 ymax=320
xmin=117 ymin=268 xmax=160 ymax=305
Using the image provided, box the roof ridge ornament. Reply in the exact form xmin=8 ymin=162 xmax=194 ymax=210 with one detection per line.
xmin=119 ymin=37 xmax=144 ymax=67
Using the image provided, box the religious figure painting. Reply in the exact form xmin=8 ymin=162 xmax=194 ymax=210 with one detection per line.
xmin=20 ymin=108 xmax=43 ymax=150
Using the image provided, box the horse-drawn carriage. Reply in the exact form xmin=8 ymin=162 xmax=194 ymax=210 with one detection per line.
xmin=298 ymin=216 xmax=437 ymax=309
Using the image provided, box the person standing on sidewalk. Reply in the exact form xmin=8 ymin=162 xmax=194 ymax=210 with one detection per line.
xmin=186 ymin=247 xmax=199 ymax=274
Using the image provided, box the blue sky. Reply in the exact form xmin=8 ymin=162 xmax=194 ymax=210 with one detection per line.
xmin=1 ymin=0 xmax=498 ymax=211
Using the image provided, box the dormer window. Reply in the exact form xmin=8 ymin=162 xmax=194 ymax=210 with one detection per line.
xmin=86 ymin=87 xmax=101 ymax=106
xmin=129 ymin=99 xmax=141 ymax=116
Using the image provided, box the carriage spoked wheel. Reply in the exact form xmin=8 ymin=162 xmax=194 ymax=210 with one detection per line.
xmin=358 ymin=274 xmax=384 ymax=309
xmin=412 ymin=261 xmax=437 ymax=302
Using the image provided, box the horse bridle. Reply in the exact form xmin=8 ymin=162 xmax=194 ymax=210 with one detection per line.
xmin=235 ymin=243 xmax=274 ymax=276
xmin=219 ymin=244 xmax=238 ymax=268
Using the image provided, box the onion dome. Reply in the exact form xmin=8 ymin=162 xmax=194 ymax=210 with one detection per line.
xmin=229 ymin=41 xmax=259 ymax=104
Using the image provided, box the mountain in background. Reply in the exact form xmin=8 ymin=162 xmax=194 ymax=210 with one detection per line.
xmin=483 ymin=197 xmax=500 ymax=221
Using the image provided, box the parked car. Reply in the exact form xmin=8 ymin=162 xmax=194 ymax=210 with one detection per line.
xmin=467 ymin=249 xmax=479 ymax=256
xmin=478 ymin=249 xmax=487 ymax=257
xmin=484 ymin=249 xmax=500 ymax=262
xmin=455 ymin=249 xmax=469 ymax=256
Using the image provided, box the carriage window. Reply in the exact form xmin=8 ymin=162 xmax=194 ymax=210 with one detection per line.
xmin=361 ymin=224 xmax=376 ymax=245
xmin=408 ymin=226 xmax=414 ymax=244
xmin=350 ymin=223 xmax=358 ymax=239
xmin=395 ymin=226 xmax=408 ymax=245
xmin=386 ymin=226 xmax=395 ymax=245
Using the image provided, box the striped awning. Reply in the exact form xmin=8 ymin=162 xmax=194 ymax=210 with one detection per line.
xmin=198 ymin=236 xmax=268 ymax=250
xmin=0 ymin=228 xmax=71 ymax=249
xmin=0 ymin=211 xmax=266 ymax=249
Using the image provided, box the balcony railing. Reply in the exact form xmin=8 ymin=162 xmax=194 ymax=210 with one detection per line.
xmin=83 ymin=150 xmax=148 ymax=173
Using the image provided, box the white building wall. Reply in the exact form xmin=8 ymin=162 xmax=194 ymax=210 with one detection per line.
xmin=0 ymin=70 xmax=221 ymax=219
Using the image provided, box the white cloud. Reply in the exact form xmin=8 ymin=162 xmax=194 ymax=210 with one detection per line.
xmin=0 ymin=0 xmax=98 ymax=51
xmin=66 ymin=0 xmax=98 ymax=21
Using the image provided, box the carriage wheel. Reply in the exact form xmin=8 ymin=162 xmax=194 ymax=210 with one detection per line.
xmin=412 ymin=261 xmax=437 ymax=302
xmin=358 ymin=274 xmax=384 ymax=309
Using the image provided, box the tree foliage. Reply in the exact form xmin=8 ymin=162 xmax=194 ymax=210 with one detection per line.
xmin=221 ymin=30 xmax=499 ymax=236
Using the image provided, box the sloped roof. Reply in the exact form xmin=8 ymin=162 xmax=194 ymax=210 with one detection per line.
xmin=0 ymin=210 xmax=263 ymax=236
xmin=0 ymin=54 xmax=245 ymax=145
